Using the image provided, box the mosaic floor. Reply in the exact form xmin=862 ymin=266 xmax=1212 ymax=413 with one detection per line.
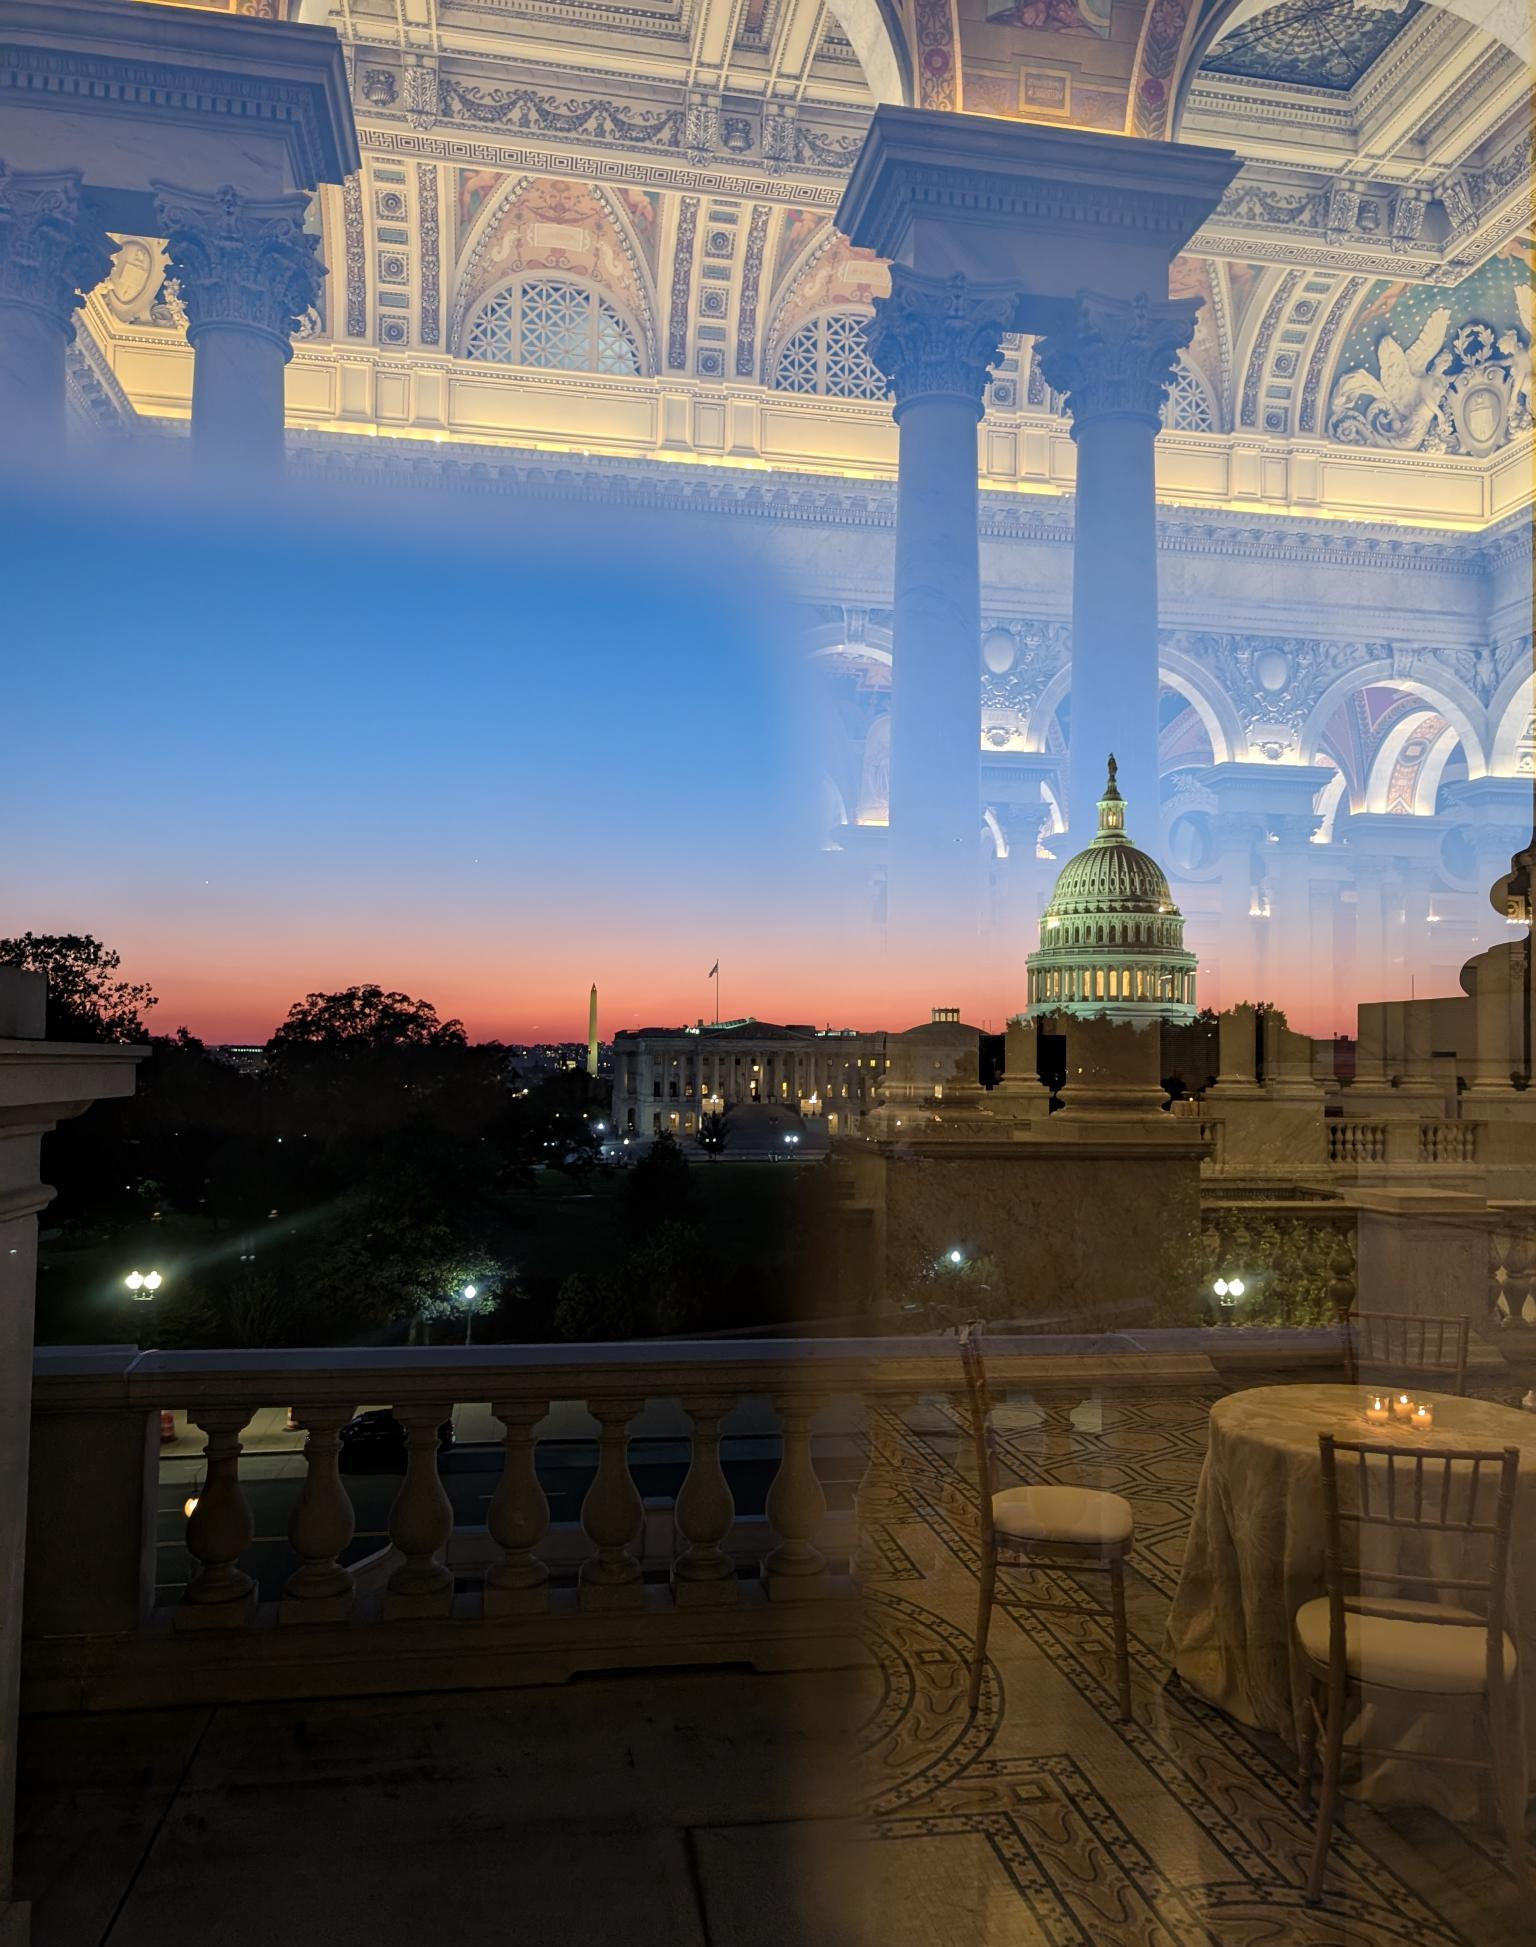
xmin=15 ymin=1380 xmax=1530 ymax=1946
xmin=849 ymin=1382 xmax=1531 ymax=1947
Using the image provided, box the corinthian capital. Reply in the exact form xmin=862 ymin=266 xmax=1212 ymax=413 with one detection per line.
xmin=153 ymin=183 xmax=323 ymax=357
xmin=0 ymin=166 xmax=112 ymax=334
xmin=865 ymin=268 xmax=1016 ymax=414
xmin=1035 ymin=291 xmax=1201 ymax=431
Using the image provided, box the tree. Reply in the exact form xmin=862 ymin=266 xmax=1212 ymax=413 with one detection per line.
xmin=698 ymin=1111 xmax=728 ymax=1157
xmin=266 ymin=985 xmax=466 ymax=1061
xmin=627 ymin=1129 xmax=691 ymax=1229
xmin=0 ymin=933 xmax=156 ymax=1042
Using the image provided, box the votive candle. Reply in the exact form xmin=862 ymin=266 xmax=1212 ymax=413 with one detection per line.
xmin=1392 ymin=1392 xmax=1414 ymax=1420
xmin=1411 ymin=1402 xmax=1434 ymax=1431
xmin=1365 ymin=1395 xmax=1390 ymax=1427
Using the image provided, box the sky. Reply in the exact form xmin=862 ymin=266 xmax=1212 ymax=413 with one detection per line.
xmin=8 ymin=456 xmax=1523 ymax=1046
xmin=6 ymin=454 xmax=990 ymax=1044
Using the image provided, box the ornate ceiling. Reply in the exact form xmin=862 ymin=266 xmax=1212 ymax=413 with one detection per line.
xmin=82 ymin=0 xmax=1533 ymax=532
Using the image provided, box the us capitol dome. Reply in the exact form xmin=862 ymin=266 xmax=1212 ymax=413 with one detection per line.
xmin=1026 ymin=757 xmax=1197 ymax=1026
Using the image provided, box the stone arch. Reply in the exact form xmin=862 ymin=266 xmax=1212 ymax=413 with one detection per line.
xmin=823 ymin=0 xmax=915 ymax=105
xmin=1364 ymin=710 xmax=1464 ymax=815
xmin=1489 ymin=660 xmax=1536 ymax=775
xmin=1159 ymin=652 xmax=1246 ymax=764
xmin=1300 ymin=663 xmax=1488 ymax=779
xmin=449 ymin=178 xmax=657 ymax=368
xmin=983 ymin=807 xmax=1009 ymax=860
xmin=762 ymin=228 xmax=889 ymax=386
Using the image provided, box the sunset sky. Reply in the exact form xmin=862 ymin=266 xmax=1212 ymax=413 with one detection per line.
xmin=9 ymin=459 xmax=998 ymax=1043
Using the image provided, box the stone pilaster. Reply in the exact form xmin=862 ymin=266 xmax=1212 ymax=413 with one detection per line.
xmin=1035 ymin=292 xmax=1201 ymax=838
xmin=863 ymin=269 xmax=1016 ymax=953
xmin=154 ymin=183 xmax=324 ymax=468
xmin=0 ymin=167 xmax=112 ymax=457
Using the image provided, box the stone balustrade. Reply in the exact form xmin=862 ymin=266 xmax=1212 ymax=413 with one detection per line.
xmin=1328 ymin=1120 xmax=1389 ymax=1165
xmin=24 ymin=1336 xmax=1210 ymax=1713
xmin=1419 ymin=1120 xmax=1478 ymax=1165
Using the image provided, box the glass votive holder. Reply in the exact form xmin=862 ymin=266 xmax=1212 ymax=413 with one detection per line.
xmin=1392 ymin=1392 xmax=1415 ymax=1420
xmin=1410 ymin=1402 xmax=1434 ymax=1431
xmin=1364 ymin=1394 xmax=1390 ymax=1427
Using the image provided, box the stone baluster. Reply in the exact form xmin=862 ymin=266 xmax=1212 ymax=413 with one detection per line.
xmin=1035 ymin=293 xmax=1198 ymax=831
xmin=764 ymin=1396 xmax=830 ymax=1599
xmin=579 ymin=1398 xmax=646 ymax=1609
xmin=0 ymin=167 xmax=113 ymax=461
xmin=178 ymin=1408 xmax=256 ymax=1627
xmin=153 ymin=182 xmax=324 ymax=473
xmin=672 ymin=1395 xmax=738 ymax=1606
xmin=856 ymin=1396 xmax=915 ymax=1542
xmin=383 ymin=1407 xmax=455 ymax=1619
xmin=863 ymin=268 xmax=1015 ymax=949
xmin=280 ymin=1406 xmax=356 ymax=1623
xmin=485 ymin=1399 xmax=551 ymax=1617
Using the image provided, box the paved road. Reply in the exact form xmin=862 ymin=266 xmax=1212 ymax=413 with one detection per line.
xmin=156 ymin=1435 xmax=868 ymax=1603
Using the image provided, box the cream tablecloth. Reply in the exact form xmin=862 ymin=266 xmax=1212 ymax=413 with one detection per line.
xmin=1164 ymin=1383 xmax=1536 ymax=1812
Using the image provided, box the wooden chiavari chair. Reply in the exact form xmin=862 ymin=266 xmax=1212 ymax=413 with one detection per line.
xmin=959 ymin=1322 xmax=1135 ymax=1722
xmin=1295 ymin=1435 xmax=1527 ymax=1902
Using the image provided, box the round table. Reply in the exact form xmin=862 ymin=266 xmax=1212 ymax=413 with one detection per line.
xmin=1164 ymin=1383 xmax=1536 ymax=1813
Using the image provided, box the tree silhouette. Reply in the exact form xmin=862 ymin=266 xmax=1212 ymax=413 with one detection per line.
xmin=0 ymin=932 xmax=156 ymax=1042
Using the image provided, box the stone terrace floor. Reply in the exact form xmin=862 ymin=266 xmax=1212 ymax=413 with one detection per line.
xmin=16 ymin=1373 xmax=1531 ymax=1946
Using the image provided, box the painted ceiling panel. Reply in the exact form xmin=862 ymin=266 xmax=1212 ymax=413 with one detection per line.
xmin=1203 ymin=0 xmax=1421 ymax=91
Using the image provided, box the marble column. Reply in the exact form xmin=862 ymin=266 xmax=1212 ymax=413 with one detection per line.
xmin=865 ymin=268 xmax=1015 ymax=948
xmin=0 ymin=972 xmax=142 ymax=1942
xmin=154 ymin=183 xmax=323 ymax=472
xmin=1035 ymin=294 xmax=1198 ymax=840
xmin=0 ymin=168 xmax=112 ymax=465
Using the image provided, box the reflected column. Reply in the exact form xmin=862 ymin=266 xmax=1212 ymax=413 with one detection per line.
xmin=0 ymin=168 xmax=112 ymax=464
xmin=865 ymin=268 xmax=1015 ymax=955
xmin=1035 ymin=294 xmax=1198 ymax=839
xmin=154 ymin=184 xmax=323 ymax=475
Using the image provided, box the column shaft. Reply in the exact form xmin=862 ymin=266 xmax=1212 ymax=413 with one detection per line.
xmin=1069 ymin=412 xmax=1160 ymax=828
xmin=189 ymin=325 xmax=288 ymax=468
xmin=888 ymin=388 xmax=985 ymax=890
xmin=1036 ymin=293 xmax=1199 ymax=844
xmin=865 ymin=269 xmax=1015 ymax=953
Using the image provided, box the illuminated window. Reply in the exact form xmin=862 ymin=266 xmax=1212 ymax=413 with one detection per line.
xmin=464 ymin=277 xmax=643 ymax=377
xmin=774 ymin=310 xmax=885 ymax=400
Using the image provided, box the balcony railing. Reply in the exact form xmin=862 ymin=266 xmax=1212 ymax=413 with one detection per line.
xmin=25 ymin=1336 xmax=1217 ymax=1714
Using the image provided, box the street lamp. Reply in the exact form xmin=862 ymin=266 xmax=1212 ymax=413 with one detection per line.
xmin=125 ymin=1270 xmax=163 ymax=1300
xmin=947 ymin=1249 xmax=966 ymax=1267
xmin=460 ymin=1283 xmax=479 ymax=1346
xmin=1213 ymin=1276 xmax=1246 ymax=1309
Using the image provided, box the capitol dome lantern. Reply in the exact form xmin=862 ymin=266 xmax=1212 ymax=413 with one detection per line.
xmin=1026 ymin=757 xmax=1197 ymax=1025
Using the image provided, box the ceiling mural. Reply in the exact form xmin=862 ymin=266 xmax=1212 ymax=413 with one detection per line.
xmin=1202 ymin=0 xmax=1422 ymax=91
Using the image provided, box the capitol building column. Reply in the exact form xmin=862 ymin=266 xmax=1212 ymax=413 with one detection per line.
xmin=1035 ymin=295 xmax=1198 ymax=838
xmin=865 ymin=268 xmax=1015 ymax=946
xmin=0 ymin=168 xmax=112 ymax=462
xmin=155 ymin=184 xmax=324 ymax=473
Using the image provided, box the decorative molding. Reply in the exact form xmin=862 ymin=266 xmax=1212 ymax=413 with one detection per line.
xmin=342 ymin=174 xmax=366 ymax=339
xmin=734 ymin=205 xmax=770 ymax=380
xmin=417 ymin=164 xmax=441 ymax=347
xmin=1035 ymin=292 xmax=1200 ymax=431
xmin=153 ymin=184 xmax=324 ymax=355
xmin=668 ymin=195 xmax=697 ymax=371
xmin=0 ymin=166 xmax=112 ymax=335
xmin=865 ymin=269 xmax=1015 ymax=411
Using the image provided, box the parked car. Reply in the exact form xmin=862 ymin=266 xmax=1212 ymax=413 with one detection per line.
xmin=337 ymin=1408 xmax=454 ymax=1473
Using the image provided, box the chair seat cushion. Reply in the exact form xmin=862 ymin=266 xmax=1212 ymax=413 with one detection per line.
xmin=1294 ymin=1596 xmax=1517 ymax=1695
xmin=992 ymin=1484 xmax=1134 ymax=1548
